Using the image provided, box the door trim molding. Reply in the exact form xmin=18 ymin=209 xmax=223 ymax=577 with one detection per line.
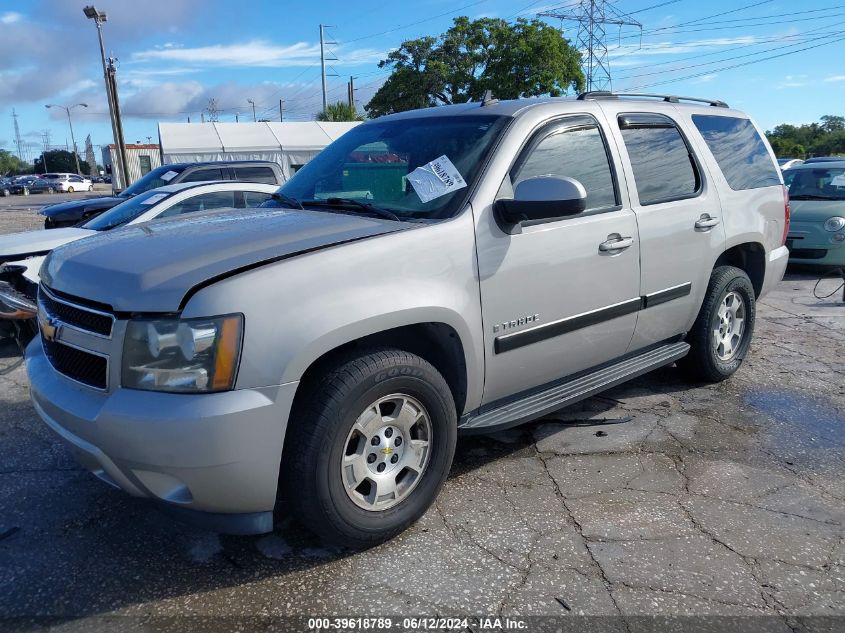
xmin=493 ymin=282 xmax=691 ymax=354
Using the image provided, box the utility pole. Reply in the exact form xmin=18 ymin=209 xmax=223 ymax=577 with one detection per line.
xmin=12 ymin=109 xmax=24 ymax=161
xmin=540 ymin=1 xmax=641 ymax=92
xmin=41 ymin=130 xmax=52 ymax=172
xmin=106 ymin=55 xmax=130 ymax=186
xmin=319 ymin=24 xmax=338 ymax=112
xmin=247 ymin=98 xmax=256 ymax=122
xmin=279 ymin=99 xmax=284 ymax=122
xmin=84 ymin=6 xmax=128 ymax=189
xmin=347 ymin=76 xmax=357 ymax=109
xmin=45 ymin=103 xmax=87 ymax=175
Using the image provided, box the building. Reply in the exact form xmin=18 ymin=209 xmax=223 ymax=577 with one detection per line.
xmin=157 ymin=121 xmax=360 ymax=180
xmin=101 ymin=143 xmax=162 ymax=185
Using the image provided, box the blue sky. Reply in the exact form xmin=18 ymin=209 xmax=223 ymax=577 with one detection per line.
xmin=1 ymin=0 xmax=844 ymax=161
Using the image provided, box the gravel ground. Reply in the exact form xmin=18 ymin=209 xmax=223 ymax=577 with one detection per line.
xmin=0 ymin=206 xmax=843 ymax=632
xmin=0 ymin=184 xmax=113 ymax=233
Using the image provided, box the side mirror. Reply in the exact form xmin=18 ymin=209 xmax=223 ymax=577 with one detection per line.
xmin=494 ymin=176 xmax=587 ymax=225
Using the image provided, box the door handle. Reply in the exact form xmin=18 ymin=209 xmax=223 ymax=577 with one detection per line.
xmin=599 ymin=235 xmax=634 ymax=252
xmin=695 ymin=214 xmax=720 ymax=230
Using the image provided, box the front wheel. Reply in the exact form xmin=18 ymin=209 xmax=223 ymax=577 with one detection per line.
xmin=679 ymin=265 xmax=756 ymax=382
xmin=281 ymin=348 xmax=457 ymax=548
xmin=66 ymin=186 xmax=74 ymax=193
xmin=88 ymin=185 xmax=93 ymax=191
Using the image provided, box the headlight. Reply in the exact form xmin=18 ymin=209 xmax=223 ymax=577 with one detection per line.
xmin=122 ymin=314 xmax=243 ymax=393
xmin=824 ymin=216 xmax=845 ymax=232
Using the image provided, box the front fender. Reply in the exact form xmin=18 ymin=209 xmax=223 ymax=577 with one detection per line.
xmin=183 ymin=210 xmax=485 ymax=413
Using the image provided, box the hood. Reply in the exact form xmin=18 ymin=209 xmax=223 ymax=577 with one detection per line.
xmin=40 ymin=196 xmax=125 ymax=219
xmin=0 ymin=227 xmax=97 ymax=259
xmin=42 ymin=207 xmax=407 ymax=312
xmin=789 ymin=199 xmax=845 ymax=222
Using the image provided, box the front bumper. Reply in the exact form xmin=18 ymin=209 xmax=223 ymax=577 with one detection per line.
xmin=26 ymin=338 xmax=299 ymax=534
xmin=787 ymin=221 xmax=845 ymax=266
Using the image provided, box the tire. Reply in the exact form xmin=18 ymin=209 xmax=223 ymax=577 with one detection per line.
xmin=88 ymin=185 xmax=93 ymax=191
xmin=48 ymin=187 xmax=55 ymax=194
xmin=679 ymin=265 xmax=756 ymax=382
xmin=67 ymin=186 xmax=74 ymax=193
xmin=22 ymin=188 xmax=29 ymax=196
xmin=281 ymin=348 xmax=457 ymax=548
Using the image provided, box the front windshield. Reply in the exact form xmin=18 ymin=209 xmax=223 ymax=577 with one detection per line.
xmin=786 ymin=166 xmax=845 ymax=200
xmin=278 ymin=115 xmax=509 ymax=221
xmin=83 ymin=189 xmax=175 ymax=230
xmin=120 ymin=165 xmax=185 ymax=197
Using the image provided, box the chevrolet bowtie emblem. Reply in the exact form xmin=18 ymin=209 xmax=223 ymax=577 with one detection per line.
xmin=40 ymin=315 xmax=62 ymax=343
xmin=380 ymin=446 xmax=394 ymax=455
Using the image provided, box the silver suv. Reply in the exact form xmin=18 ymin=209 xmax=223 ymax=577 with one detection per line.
xmin=26 ymin=93 xmax=790 ymax=546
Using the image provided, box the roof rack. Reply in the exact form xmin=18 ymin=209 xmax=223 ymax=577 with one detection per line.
xmin=577 ymin=91 xmax=728 ymax=108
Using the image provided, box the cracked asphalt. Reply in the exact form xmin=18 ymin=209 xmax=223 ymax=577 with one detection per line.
xmin=0 ymin=206 xmax=843 ymax=631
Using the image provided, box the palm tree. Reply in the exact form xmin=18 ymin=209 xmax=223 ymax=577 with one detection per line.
xmin=317 ymin=101 xmax=364 ymax=122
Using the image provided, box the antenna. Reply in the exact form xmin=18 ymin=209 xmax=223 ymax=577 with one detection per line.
xmin=540 ymin=1 xmax=642 ymax=92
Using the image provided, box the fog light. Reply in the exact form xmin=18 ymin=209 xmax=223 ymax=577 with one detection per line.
xmin=833 ymin=233 xmax=845 ymax=243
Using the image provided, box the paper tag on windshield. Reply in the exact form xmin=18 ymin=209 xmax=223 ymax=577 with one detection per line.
xmin=142 ymin=193 xmax=168 ymax=205
xmin=160 ymin=170 xmax=178 ymax=182
xmin=830 ymin=175 xmax=845 ymax=187
xmin=407 ymin=155 xmax=467 ymax=204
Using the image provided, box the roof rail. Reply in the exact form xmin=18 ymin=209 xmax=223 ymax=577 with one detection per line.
xmin=577 ymin=91 xmax=729 ymax=108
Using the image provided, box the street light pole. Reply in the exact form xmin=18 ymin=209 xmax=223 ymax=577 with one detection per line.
xmin=45 ymin=103 xmax=87 ymax=175
xmin=83 ymin=6 xmax=128 ymax=190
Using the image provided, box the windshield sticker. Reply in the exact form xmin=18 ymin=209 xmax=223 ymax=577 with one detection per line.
xmin=830 ymin=174 xmax=845 ymax=187
xmin=160 ymin=170 xmax=178 ymax=182
xmin=141 ymin=193 xmax=169 ymax=205
xmin=407 ymin=155 xmax=467 ymax=204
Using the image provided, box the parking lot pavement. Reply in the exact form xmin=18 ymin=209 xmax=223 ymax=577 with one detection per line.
xmin=0 ymin=184 xmax=113 ymax=234
xmin=0 ymin=207 xmax=843 ymax=630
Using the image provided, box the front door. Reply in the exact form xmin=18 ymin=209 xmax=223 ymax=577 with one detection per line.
xmin=601 ymin=106 xmax=726 ymax=351
xmin=475 ymin=114 xmax=641 ymax=405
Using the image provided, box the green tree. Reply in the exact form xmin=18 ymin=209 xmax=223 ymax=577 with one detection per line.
xmin=34 ymin=150 xmax=89 ymax=175
xmin=0 ymin=149 xmax=30 ymax=176
xmin=317 ymin=101 xmax=364 ymax=122
xmin=366 ymin=17 xmax=584 ymax=117
xmin=766 ymin=115 xmax=845 ymax=159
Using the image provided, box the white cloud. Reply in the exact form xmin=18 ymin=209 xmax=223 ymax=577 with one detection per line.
xmin=131 ymin=40 xmax=383 ymax=68
xmin=693 ymin=74 xmax=718 ymax=83
xmin=824 ymin=75 xmax=845 ymax=82
xmin=0 ymin=11 xmax=22 ymax=24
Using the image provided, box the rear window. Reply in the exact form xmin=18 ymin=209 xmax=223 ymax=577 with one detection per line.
xmin=234 ymin=166 xmax=277 ymax=184
xmin=692 ymin=115 xmax=781 ymax=191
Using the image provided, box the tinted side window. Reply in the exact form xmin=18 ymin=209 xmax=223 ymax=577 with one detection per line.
xmin=619 ymin=114 xmax=699 ymax=205
xmin=692 ymin=115 xmax=781 ymax=190
xmin=243 ymin=191 xmax=274 ymax=207
xmin=158 ymin=191 xmax=236 ymax=218
xmin=235 ymin=166 xmax=277 ymax=184
xmin=512 ymin=120 xmax=618 ymax=211
xmin=180 ymin=168 xmax=225 ymax=183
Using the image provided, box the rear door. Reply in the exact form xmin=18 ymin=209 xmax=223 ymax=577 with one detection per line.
xmin=602 ymin=105 xmax=725 ymax=351
xmin=476 ymin=114 xmax=641 ymax=404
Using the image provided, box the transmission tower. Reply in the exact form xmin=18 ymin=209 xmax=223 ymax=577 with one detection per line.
xmin=540 ymin=1 xmax=642 ymax=92
xmin=12 ymin=108 xmax=24 ymax=161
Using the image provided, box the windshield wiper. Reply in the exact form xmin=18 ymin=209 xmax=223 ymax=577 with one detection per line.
xmin=271 ymin=192 xmax=305 ymax=209
xmin=302 ymin=198 xmax=401 ymax=222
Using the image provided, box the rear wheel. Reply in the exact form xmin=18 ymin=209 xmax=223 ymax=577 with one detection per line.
xmin=680 ymin=265 xmax=756 ymax=382
xmin=22 ymin=188 xmax=29 ymax=196
xmin=88 ymin=185 xmax=93 ymax=191
xmin=281 ymin=348 xmax=457 ymax=548
xmin=67 ymin=186 xmax=74 ymax=193
xmin=48 ymin=187 xmax=55 ymax=194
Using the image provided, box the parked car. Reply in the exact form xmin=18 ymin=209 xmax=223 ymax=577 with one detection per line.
xmin=783 ymin=160 xmax=845 ymax=266
xmin=777 ymin=158 xmax=803 ymax=170
xmin=41 ymin=173 xmax=93 ymax=193
xmin=0 ymin=177 xmax=12 ymax=196
xmin=40 ymin=161 xmax=284 ymax=229
xmin=25 ymin=93 xmax=788 ymax=546
xmin=0 ymin=181 xmax=279 ymax=347
xmin=24 ymin=178 xmax=60 ymax=194
xmin=803 ymin=156 xmax=845 ymax=164
xmin=8 ymin=177 xmax=38 ymax=195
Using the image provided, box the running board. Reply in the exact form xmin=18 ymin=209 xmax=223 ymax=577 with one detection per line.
xmin=459 ymin=341 xmax=690 ymax=431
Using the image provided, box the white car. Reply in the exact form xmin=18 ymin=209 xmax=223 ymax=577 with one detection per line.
xmin=42 ymin=173 xmax=93 ymax=193
xmin=0 ymin=181 xmax=279 ymax=336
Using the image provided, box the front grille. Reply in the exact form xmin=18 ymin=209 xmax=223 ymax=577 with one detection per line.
xmin=790 ymin=248 xmax=827 ymax=260
xmin=40 ymin=289 xmax=113 ymax=336
xmin=41 ymin=335 xmax=107 ymax=389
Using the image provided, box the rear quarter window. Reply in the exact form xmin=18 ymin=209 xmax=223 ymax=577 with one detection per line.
xmin=692 ymin=115 xmax=781 ymax=190
xmin=234 ymin=166 xmax=278 ymax=184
